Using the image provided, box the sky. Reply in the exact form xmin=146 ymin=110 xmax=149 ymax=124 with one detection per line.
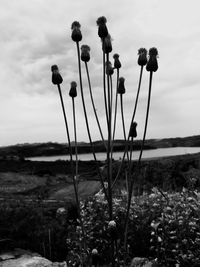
xmin=1 ymin=0 xmax=200 ymax=146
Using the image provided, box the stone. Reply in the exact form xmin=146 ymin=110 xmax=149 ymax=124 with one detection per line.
xmin=1 ymin=255 xmax=52 ymax=267
xmin=130 ymin=257 xmax=157 ymax=267
xmin=130 ymin=257 xmax=148 ymax=267
xmin=0 ymin=250 xmax=67 ymax=267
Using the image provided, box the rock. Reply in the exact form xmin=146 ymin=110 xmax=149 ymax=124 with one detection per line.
xmin=0 ymin=255 xmax=52 ymax=267
xmin=130 ymin=257 xmax=158 ymax=267
xmin=0 ymin=249 xmax=67 ymax=267
xmin=130 ymin=257 xmax=149 ymax=267
xmin=0 ymin=253 xmax=15 ymax=261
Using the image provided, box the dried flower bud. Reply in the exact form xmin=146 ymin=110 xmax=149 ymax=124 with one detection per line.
xmin=96 ymin=16 xmax=108 ymax=39
xmin=138 ymin=48 xmax=147 ymax=66
xmin=146 ymin=47 xmax=158 ymax=72
xmin=81 ymin=45 xmax=90 ymax=62
xmin=51 ymin=65 xmax=63 ymax=85
xmin=106 ymin=61 xmax=114 ymax=75
xmin=102 ymin=34 xmax=112 ymax=54
xmin=69 ymin=81 xmax=77 ymax=98
xmin=71 ymin=21 xmax=82 ymax=42
xmin=117 ymin=77 xmax=125 ymax=94
xmin=113 ymin=53 xmax=121 ymax=69
xmin=129 ymin=122 xmax=137 ymax=138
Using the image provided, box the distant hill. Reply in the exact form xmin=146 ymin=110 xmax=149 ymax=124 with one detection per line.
xmin=0 ymin=135 xmax=200 ymax=158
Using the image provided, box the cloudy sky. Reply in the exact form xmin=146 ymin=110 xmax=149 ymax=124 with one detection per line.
xmin=1 ymin=0 xmax=200 ymax=146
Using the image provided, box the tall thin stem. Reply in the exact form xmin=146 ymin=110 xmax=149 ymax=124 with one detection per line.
xmin=57 ymin=84 xmax=86 ymax=251
xmin=138 ymin=71 xmax=153 ymax=165
xmin=112 ymin=68 xmax=119 ymax=141
xmin=111 ymin=65 xmax=144 ymax=189
xmin=85 ymin=62 xmax=106 ymax=149
xmin=72 ymin=98 xmax=78 ymax=181
xmin=102 ymin=39 xmax=109 ymax=127
xmin=124 ymin=71 xmax=153 ymax=250
xmin=57 ymin=84 xmax=78 ymax=201
xmin=130 ymin=65 xmax=144 ymax=126
xmin=76 ymin=41 xmax=108 ymax=201
xmin=110 ymin=75 xmax=113 ymax=120
xmin=106 ymin=52 xmax=113 ymax=220
xmin=120 ymin=94 xmax=129 ymax=163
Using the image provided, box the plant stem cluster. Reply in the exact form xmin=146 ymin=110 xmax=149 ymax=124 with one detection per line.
xmin=51 ymin=16 xmax=158 ymax=266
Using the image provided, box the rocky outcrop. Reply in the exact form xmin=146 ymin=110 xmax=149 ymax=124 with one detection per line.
xmin=0 ymin=249 xmax=67 ymax=267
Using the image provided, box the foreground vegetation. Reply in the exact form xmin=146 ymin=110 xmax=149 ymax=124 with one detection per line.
xmin=1 ymin=187 xmax=200 ymax=266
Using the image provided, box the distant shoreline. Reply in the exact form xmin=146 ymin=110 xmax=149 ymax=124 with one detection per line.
xmin=1 ymin=135 xmax=200 ymax=159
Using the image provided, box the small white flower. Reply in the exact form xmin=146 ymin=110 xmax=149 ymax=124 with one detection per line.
xmin=56 ymin=207 xmax=66 ymax=214
xmin=108 ymin=220 xmax=116 ymax=228
xmin=92 ymin=248 xmax=98 ymax=254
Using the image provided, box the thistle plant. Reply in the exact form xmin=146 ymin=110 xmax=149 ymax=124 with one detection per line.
xmin=71 ymin=21 xmax=108 ymax=202
xmin=81 ymin=44 xmax=106 ymax=148
xmin=51 ymin=66 xmax=86 ymax=257
xmin=112 ymin=53 xmax=121 ymax=141
xmin=117 ymin=77 xmax=129 ymax=161
xmin=50 ymin=17 xmax=159 ymax=266
xmin=138 ymin=47 xmax=158 ymax=164
xmin=96 ymin=16 xmax=109 ymax=125
xmin=69 ymin=81 xmax=78 ymax=180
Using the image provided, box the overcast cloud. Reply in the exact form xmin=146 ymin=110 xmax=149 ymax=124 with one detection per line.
xmin=0 ymin=0 xmax=200 ymax=146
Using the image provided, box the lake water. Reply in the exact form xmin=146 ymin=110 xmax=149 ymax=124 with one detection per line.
xmin=27 ymin=147 xmax=200 ymax=162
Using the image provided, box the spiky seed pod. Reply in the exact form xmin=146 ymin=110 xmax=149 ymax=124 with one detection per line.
xmin=117 ymin=77 xmax=125 ymax=94
xmin=138 ymin=48 xmax=147 ymax=66
xmin=113 ymin=53 xmax=121 ymax=69
xmin=71 ymin=21 xmax=82 ymax=42
xmin=146 ymin=47 xmax=158 ymax=72
xmin=69 ymin=81 xmax=77 ymax=98
xmin=51 ymin=65 xmax=63 ymax=85
xmin=106 ymin=61 xmax=114 ymax=76
xmin=81 ymin=45 xmax=90 ymax=62
xmin=96 ymin=16 xmax=108 ymax=39
xmin=102 ymin=34 xmax=112 ymax=54
xmin=129 ymin=122 xmax=137 ymax=138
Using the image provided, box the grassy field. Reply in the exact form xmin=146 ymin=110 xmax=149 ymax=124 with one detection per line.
xmin=0 ymin=170 xmax=101 ymax=201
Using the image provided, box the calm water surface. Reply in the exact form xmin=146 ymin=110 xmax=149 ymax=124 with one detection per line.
xmin=27 ymin=147 xmax=200 ymax=161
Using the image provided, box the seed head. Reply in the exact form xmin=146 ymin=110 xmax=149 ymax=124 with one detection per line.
xmin=81 ymin=45 xmax=91 ymax=62
xmin=113 ymin=53 xmax=121 ymax=69
xmin=149 ymin=47 xmax=158 ymax=57
xmin=96 ymin=16 xmax=107 ymax=25
xmin=117 ymin=77 xmax=125 ymax=94
xmin=69 ymin=81 xmax=77 ymax=98
xmin=129 ymin=122 xmax=137 ymax=138
xmin=106 ymin=61 xmax=114 ymax=76
xmin=102 ymin=34 xmax=112 ymax=54
xmin=146 ymin=47 xmax=158 ymax=72
xmin=96 ymin=16 xmax=108 ymax=38
xmin=137 ymin=48 xmax=147 ymax=66
xmin=51 ymin=65 xmax=63 ymax=85
xmin=71 ymin=21 xmax=82 ymax=42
